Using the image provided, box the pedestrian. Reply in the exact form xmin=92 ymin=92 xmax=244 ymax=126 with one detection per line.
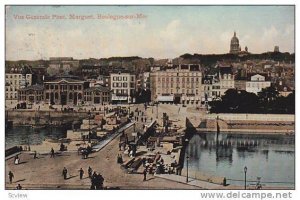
xmin=8 ymin=171 xmax=14 ymax=184
xmin=79 ymin=168 xmax=84 ymax=180
xmin=50 ymin=148 xmax=55 ymax=158
xmin=62 ymin=167 xmax=68 ymax=180
xmin=223 ymin=177 xmax=227 ymax=186
xmin=14 ymin=155 xmax=20 ymax=165
xmin=143 ymin=168 xmax=147 ymax=181
xmin=88 ymin=166 xmax=93 ymax=178
xmin=16 ymin=184 xmax=22 ymax=190
xmin=33 ymin=151 xmax=37 ymax=159
xmin=96 ymin=173 xmax=104 ymax=189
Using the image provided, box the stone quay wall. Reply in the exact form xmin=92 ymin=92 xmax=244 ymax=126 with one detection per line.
xmin=6 ymin=110 xmax=89 ymax=126
xmin=189 ymin=113 xmax=295 ymax=132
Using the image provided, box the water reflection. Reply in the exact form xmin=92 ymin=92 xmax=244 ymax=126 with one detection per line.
xmin=184 ymin=132 xmax=295 ymax=187
xmin=6 ymin=126 xmax=67 ymax=148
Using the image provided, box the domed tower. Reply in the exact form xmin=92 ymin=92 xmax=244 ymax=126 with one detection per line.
xmin=230 ymin=31 xmax=240 ymax=54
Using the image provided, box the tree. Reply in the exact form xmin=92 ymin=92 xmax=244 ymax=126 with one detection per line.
xmin=258 ymin=86 xmax=279 ymax=103
xmin=209 ymin=88 xmax=293 ymax=114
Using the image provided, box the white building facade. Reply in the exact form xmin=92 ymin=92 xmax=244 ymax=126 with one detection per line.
xmin=246 ymin=74 xmax=271 ymax=95
xmin=110 ymin=72 xmax=136 ymax=104
xmin=5 ymin=67 xmax=33 ymax=107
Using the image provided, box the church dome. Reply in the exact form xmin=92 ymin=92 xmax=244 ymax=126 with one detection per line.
xmin=231 ymin=32 xmax=239 ymax=44
xmin=229 ymin=31 xmax=240 ymax=54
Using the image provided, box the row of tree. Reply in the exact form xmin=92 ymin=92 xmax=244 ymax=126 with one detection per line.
xmin=209 ymin=87 xmax=295 ymax=114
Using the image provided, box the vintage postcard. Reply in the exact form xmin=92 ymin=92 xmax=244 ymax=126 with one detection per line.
xmin=4 ymin=5 xmax=295 ymax=195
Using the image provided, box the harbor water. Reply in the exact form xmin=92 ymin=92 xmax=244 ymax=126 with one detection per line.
xmin=184 ymin=132 xmax=295 ymax=188
xmin=5 ymin=126 xmax=67 ymax=149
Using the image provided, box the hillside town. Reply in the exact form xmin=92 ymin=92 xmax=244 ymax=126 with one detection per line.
xmin=5 ymin=32 xmax=295 ymax=110
xmin=5 ymin=31 xmax=295 ymax=190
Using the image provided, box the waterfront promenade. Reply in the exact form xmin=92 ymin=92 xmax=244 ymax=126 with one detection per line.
xmin=5 ymin=133 xmax=199 ymax=190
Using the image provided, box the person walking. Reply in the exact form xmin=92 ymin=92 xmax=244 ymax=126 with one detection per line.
xmin=62 ymin=167 xmax=68 ymax=180
xmin=14 ymin=155 xmax=20 ymax=165
xmin=143 ymin=168 xmax=147 ymax=181
xmin=50 ymin=148 xmax=55 ymax=158
xmin=79 ymin=168 xmax=84 ymax=180
xmin=88 ymin=166 xmax=93 ymax=178
xmin=8 ymin=171 xmax=14 ymax=184
xmin=16 ymin=184 xmax=22 ymax=190
xmin=33 ymin=151 xmax=37 ymax=159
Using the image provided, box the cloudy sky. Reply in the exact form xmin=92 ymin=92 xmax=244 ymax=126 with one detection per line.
xmin=6 ymin=6 xmax=294 ymax=60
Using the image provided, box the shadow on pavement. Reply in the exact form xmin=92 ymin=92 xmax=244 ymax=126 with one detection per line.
xmin=15 ymin=179 xmax=26 ymax=183
xmin=66 ymin=175 xmax=78 ymax=180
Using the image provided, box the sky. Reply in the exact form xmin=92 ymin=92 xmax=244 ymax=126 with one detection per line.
xmin=5 ymin=5 xmax=295 ymax=60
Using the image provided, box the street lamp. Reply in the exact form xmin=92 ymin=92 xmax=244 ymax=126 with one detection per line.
xmin=244 ymin=166 xmax=247 ymax=190
xmin=185 ymin=138 xmax=189 ymax=183
xmin=88 ymin=110 xmax=91 ymax=143
xmin=156 ymin=102 xmax=158 ymax=119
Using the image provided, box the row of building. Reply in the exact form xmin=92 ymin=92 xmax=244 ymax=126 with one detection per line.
xmin=5 ymin=60 xmax=292 ymax=108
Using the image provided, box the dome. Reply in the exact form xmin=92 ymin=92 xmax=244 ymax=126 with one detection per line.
xmin=229 ymin=31 xmax=240 ymax=54
xmin=231 ymin=32 xmax=239 ymax=44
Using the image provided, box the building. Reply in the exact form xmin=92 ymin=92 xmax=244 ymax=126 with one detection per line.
xmin=47 ymin=57 xmax=79 ymax=76
xmin=218 ymin=64 xmax=235 ymax=96
xmin=83 ymin=85 xmax=111 ymax=105
xmin=18 ymin=84 xmax=44 ymax=105
xmin=234 ymin=68 xmax=247 ymax=90
xmin=88 ymin=75 xmax=110 ymax=88
xmin=44 ymin=78 xmax=85 ymax=105
xmin=5 ymin=66 xmax=33 ymax=106
xmin=274 ymin=81 xmax=293 ymax=97
xmin=110 ymin=72 xmax=136 ymax=104
xmin=246 ymin=74 xmax=271 ymax=95
xmin=230 ymin=32 xmax=241 ymax=54
xmin=274 ymin=46 xmax=280 ymax=52
xmin=142 ymin=72 xmax=151 ymax=90
xmin=150 ymin=64 xmax=202 ymax=105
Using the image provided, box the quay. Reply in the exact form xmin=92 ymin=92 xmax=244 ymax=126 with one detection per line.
xmin=6 ymin=103 xmax=295 ymax=189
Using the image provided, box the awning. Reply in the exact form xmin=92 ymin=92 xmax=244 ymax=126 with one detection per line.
xmin=112 ymin=95 xmax=128 ymax=101
xmin=157 ymin=95 xmax=174 ymax=102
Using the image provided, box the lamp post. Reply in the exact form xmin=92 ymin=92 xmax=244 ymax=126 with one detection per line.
xmin=185 ymin=138 xmax=189 ymax=183
xmin=244 ymin=166 xmax=247 ymax=190
xmin=156 ymin=103 xmax=158 ymax=119
xmin=88 ymin=110 xmax=91 ymax=143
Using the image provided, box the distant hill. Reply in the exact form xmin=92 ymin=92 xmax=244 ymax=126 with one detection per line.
xmin=179 ymin=52 xmax=295 ymax=67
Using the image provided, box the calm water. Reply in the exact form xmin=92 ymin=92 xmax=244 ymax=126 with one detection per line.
xmin=6 ymin=126 xmax=67 ymax=149
xmin=184 ymin=132 xmax=295 ymax=187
